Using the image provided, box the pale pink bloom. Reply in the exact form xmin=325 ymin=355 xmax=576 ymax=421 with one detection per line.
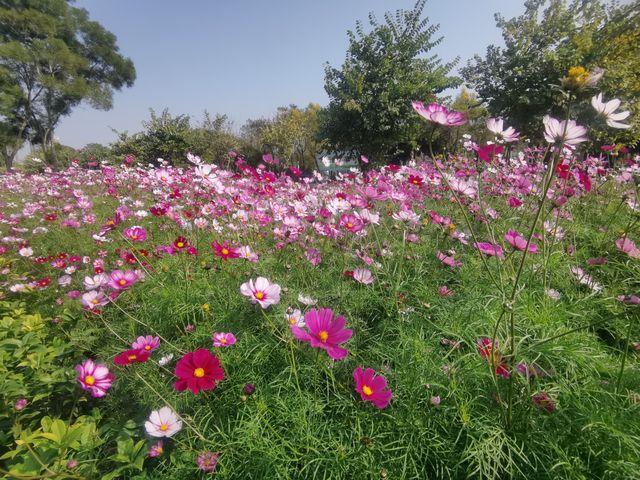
xmin=570 ymin=266 xmax=603 ymax=293
xmin=591 ymin=93 xmax=631 ymax=129
xmin=238 ymin=245 xmax=259 ymax=262
xmin=240 ymin=277 xmax=281 ymax=308
xmin=305 ymin=248 xmax=322 ymax=266
xmin=298 ymin=293 xmax=317 ymax=306
xmin=81 ymin=290 xmax=108 ymax=309
xmin=18 ymin=247 xmax=33 ymax=257
xmin=353 ymin=268 xmax=374 ymax=285
xmin=412 ymin=101 xmax=467 ymax=126
xmin=83 ymin=274 xmax=109 ymax=290
xmin=285 ymin=308 xmax=305 ymax=328
xmin=615 ymin=238 xmax=640 ymax=259
xmin=543 ymin=116 xmax=588 ymax=145
xmin=145 ymin=407 xmax=182 ymax=437
xmin=132 ymin=335 xmax=160 ymax=352
xmin=212 ymin=332 xmax=237 ymax=347
xmin=438 ymin=286 xmax=453 ymax=297
xmin=486 ymin=118 xmax=519 ymax=142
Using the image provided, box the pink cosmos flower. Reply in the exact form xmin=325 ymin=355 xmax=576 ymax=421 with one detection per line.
xmin=412 ymin=101 xmax=467 ymax=126
xmin=122 ymin=226 xmax=148 ymax=242
xmin=212 ymin=240 xmax=240 ymax=260
xmin=353 ymin=268 xmax=374 ymax=285
xmin=532 ymin=391 xmax=556 ymax=413
xmin=197 ymin=451 xmax=220 ymax=473
xmin=107 ymin=270 xmax=139 ymax=290
xmin=339 ymin=214 xmax=365 ymax=234
xmin=132 ymin=335 xmax=160 ymax=352
xmin=81 ymin=290 xmax=108 ymax=310
xmin=240 ymin=277 xmax=281 ymax=308
xmin=438 ymin=286 xmax=453 ymax=297
xmin=437 ymin=251 xmax=462 ymax=268
xmin=212 ymin=332 xmax=236 ymax=347
xmin=145 ymin=407 xmax=182 ymax=437
xmin=238 ymin=245 xmax=259 ymax=262
xmin=76 ymin=359 xmax=114 ymax=397
xmin=543 ymin=116 xmax=588 ymax=145
xmin=475 ymin=242 xmax=504 ymax=257
xmin=305 ymin=248 xmax=322 ymax=266
xmin=291 ymin=308 xmax=353 ymax=360
xmin=353 ymin=367 xmax=393 ymax=409
xmin=148 ymin=440 xmax=164 ymax=458
xmin=476 ymin=337 xmax=510 ymax=378
xmin=616 ymin=238 xmax=640 ymax=259
xmin=504 ymin=230 xmax=539 ymax=253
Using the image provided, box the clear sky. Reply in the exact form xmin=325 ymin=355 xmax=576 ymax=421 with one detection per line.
xmin=55 ymin=0 xmax=527 ymax=149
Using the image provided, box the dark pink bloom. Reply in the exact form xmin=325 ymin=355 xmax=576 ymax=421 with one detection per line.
xmin=504 ymin=230 xmax=538 ymax=253
xmin=475 ymin=242 xmax=504 ymax=257
xmin=197 ymin=451 xmax=220 ymax=473
xmin=532 ymin=391 xmax=556 ymax=413
xmin=339 ymin=214 xmax=364 ymax=234
xmin=436 ymin=251 xmax=462 ymax=268
xmin=476 ymin=337 xmax=510 ymax=378
xmin=291 ymin=308 xmax=353 ymax=360
xmin=212 ymin=240 xmax=240 ymax=260
xmin=76 ymin=359 xmax=114 ymax=397
xmin=174 ymin=349 xmax=224 ymax=394
xmin=475 ymin=144 xmax=504 ymax=163
xmin=353 ymin=367 xmax=392 ymax=409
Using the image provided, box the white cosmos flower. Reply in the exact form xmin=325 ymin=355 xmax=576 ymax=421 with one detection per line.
xmin=145 ymin=407 xmax=182 ymax=438
xmin=591 ymin=93 xmax=631 ymax=129
xmin=543 ymin=116 xmax=588 ymax=145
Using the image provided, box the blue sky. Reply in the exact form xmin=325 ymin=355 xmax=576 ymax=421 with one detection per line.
xmin=55 ymin=0 xmax=527 ymax=148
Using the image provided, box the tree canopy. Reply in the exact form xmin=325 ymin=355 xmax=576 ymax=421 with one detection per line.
xmin=461 ymin=0 xmax=640 ymax=145
xmin=320 ymin=0 xmax=460 ymax=163
xmin=0 ymin=0 xmax=135 ymax=168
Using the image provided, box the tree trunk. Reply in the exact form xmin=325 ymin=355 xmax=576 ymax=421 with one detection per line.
xmin=3 ymin=146 xmax=17 ymax=172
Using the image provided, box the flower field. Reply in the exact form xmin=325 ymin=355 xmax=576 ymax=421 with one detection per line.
xmin=1 ymin=112 xmax=640 ymax=478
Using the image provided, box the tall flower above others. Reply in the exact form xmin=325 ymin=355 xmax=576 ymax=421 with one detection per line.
xmin=174 ymin=349 xmax=224 ymax=394
xmin=560 ymin=66 xmax=603 ymax=91
xmin=76 ymin=359 xmax=114 ymax=397
xmin=290 ymin=308 xmax=353 ymax=360
xmin=486 ymin=118 xmax=519 ymax=143
xmin=107 ymin=270 xmax=139 ymax=290
xmin=543 ymin=116 xmax=588 ymax=146
xmin=145 ymin=407 xmax=183 ymax=437
xmin=353 ymin=367 xmax=393 ymax=409
xmin=591 ymin=93 xmax=631 ymax=129
xmin=411 ymin=101 xmax=467 ymax=126
xmin=240 ymin=277 xmax=281 ymax=309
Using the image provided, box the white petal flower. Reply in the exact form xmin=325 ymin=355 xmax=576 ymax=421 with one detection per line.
xmin=144 ymin=407 xmax=182 ymax=438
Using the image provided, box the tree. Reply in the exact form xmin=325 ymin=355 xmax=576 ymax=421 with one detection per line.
xmin=320 ymin=0 xmax=460 ymax=163
xmin=261 ymin=103 xmax=321 ymax=170
xmin=191 ymin=112 xmax=239 ymax=167
xmin=0 ymin=0 xmax=135 ymax=168
xmin=461 ymin=0 xmax=640 ymax=144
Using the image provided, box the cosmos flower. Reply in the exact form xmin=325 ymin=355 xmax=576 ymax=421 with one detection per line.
xmin=114 ymin=348 xmax=152 ymax=365
xmin=504 ymin=230 xmax=538 ymax=253
xmin=353 ymin=268 xmax=374 ymax=285
xmin=174 ymin=349 xmax=224 ymax=394
xmin=132 ymin=335 xmax=161 ymax=352
xmin=145 ymin=407 xmax=183 ymax=437
xmin=212 ymin=240 xmax=240 ymax=260
xmin=543 ymin=116 xmax=588 ymax=146
xmin=212 ymin=332 xmax=236 ymax=347
xmin=76 ymin=359 xmax=114 ymax=397
xmin=353 ymin=367 xmax=393 ymax=409
xmin=412 ymin=101 xmax=467 ymax=126
xmin=475 ymin=242 xmax=504 ymax=258
xmin=615 ymin=237 xmax=640 ymax=259
xmin=591 ymin=93 xmax=631 ymax=129
xmin=81 ymin=290 xmax=109 ymax=310
xmin=486 ymin=118 xmax=519 ymax=142
xmin=122 ymin=226 xmax=148 ymax=242
xmin=476 ymin=337 xmax=510 ymax=378
xmin=240 ymin=277 xmax=281 ymax=309
xmin=197 ymin=451 xmax=220 ymax=473
xmin=532 ymin=391 xmax=556 ymax=413
xmin=290 ymin=308 xmax=353 ymax=360
xmin=107 ymin=270 xmax=139 ymax=290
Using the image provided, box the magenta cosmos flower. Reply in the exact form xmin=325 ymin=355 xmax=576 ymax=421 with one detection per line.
xmin=240 ymin=277 xmax=281 ymax=308
xmin=412 ymin=101 xmax=467 ymax=126
xmin=475 ymin=242 xmax=504 ymax=258
xmin=290 ymin=308 xmax=353 ymax=360
xmin=174 ymin=349 xmax=224 ymax=394
xmin=122 ymin=226 xmax=148 ymax=242
xmin=76 ymin=359 xmax=114 ymax=397
xmin=212 ymin=332 xmax=236 ymax=347
xmin=504 ymin=230 xmax=539 ymax=253
xmin=132 ymin=335 xmax=160 ymax=352
xmin=353 ymin=367 xmax=392 ymax=409
xmin=108 ymin=270 xmax=139 ymax=290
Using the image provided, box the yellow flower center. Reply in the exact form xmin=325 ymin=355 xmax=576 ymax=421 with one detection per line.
xmin=568 ymin=66 xmax=586 ymax=78
xmin=118 ymin=279 xmax=127 ymax=285
xmin=347 ymin=223 xmax=353 ymax=228
xmin=362 ymin=385 xmax=373 ymax=396
xmin=254 ymin=291 xmax=265 ymax=300
xmin=144 ymin=345 xmax=151 ymax=350
xmin=318 ymin=330 xmax=329 ymax=342
xmin=85 ymin=375 xmax=95 ymax=385
xmin=92 ymin=299 xmax=99 ymax=304
xmin=194 ymin=367 xmax=205 ymax=378
xmin=157 ymin=447 xmax=164 ymax=454
xmin=160 ymin=423 xmax=168 ymax=431
xmin=131 ymin=235 xmax=138 ymax=239
xmin=127 ymin=354 xmax=137 ymax=361
xmin=220 ymin=338 xmax=227 ymax=344
xmin=176 ymin=242 xmax=184 ymax=248
xmin=221 ymin=248 xmax=229 ymax=255
xmin=289 ymin=318 xmax=295 ymax=325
